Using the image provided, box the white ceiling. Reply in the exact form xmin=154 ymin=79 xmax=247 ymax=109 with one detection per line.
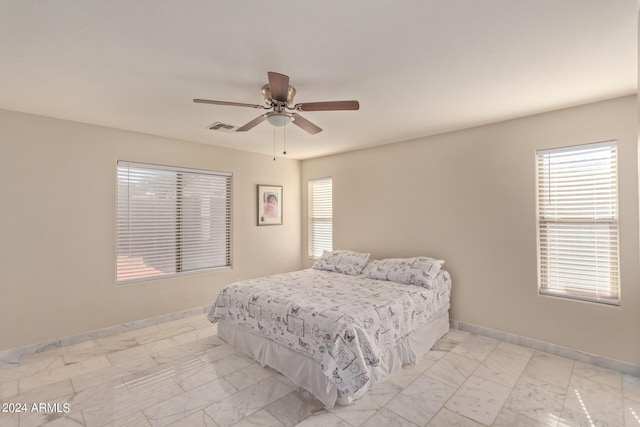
xmin=1 ymin=1 xmax=637 ymax=160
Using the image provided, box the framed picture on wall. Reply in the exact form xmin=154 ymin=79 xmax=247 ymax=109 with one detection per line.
xmin=257 ymin=184 xmax=283 ymax=226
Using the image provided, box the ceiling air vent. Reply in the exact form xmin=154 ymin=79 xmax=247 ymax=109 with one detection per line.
xmin=208 ymin=122 xmax=237 ymax=133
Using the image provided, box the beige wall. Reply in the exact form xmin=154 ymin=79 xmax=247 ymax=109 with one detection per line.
xmin=3 ymin=96 xmax=639 ymax=366
xmin=302 ymin=96 xmax=640 ymax=365
xmin=0 ymin=109 xmax=302 ymax=351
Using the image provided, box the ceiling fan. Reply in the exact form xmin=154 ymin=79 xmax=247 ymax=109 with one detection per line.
xmin=194 ymin=71 xmax=359 ymax=135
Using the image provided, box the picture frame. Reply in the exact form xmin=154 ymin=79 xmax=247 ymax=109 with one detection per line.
xmin=257 ymin=184 xmax=283 ymax=226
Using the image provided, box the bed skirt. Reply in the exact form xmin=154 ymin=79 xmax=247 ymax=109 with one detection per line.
xmin=217 ymin=306 xmax=450 ymax=409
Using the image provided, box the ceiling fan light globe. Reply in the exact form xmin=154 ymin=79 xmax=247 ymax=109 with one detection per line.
xmin=266 ymin=113 xmax=291 ymax=127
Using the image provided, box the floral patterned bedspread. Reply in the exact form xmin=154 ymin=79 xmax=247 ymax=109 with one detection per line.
xmin=208 ymin=268 xmax=451 ymax=398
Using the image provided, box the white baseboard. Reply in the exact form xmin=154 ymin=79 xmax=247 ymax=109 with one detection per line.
xmin=0 ymin=305 xmax=212 ymax=364
xmin=3 ymin=310 xmax=638 ymax=378
xmin=450 ymin=319 xmax=640 ymax=377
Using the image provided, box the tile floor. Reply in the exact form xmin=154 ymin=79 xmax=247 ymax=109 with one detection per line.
xmin=0 ymin=313 xmax=638 ymax=427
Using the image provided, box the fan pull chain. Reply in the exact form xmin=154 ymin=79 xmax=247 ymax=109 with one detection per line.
xmin=283 ymin=123 xmax=287 ymax=155
xmin=273 ymin=125 xmax=276 ymax=161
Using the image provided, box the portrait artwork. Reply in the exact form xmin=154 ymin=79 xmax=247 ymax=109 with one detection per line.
xmin=257 ymin=185 xmax=283 ymax=225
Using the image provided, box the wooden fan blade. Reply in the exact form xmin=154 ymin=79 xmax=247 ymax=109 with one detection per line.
xmin=193 ymin=99 xmax=266 ymax=109
xmin=291 ymin=113 xmax=322 ymax=135
xmin=236 ymin=115 xmax=267 ymax=132
xmin=296 ymin=100 xmax=360 ymax=111
xmin=267 ymin=72 xmax=290 ymax=102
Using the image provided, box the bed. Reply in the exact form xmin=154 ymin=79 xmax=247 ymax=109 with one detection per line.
xmin=207 ymin=251 xmax=451 ymax=408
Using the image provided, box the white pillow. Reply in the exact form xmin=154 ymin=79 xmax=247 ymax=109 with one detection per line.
xmin=313 ymin=250 xmax=371 ymax=275
xmin=367 ymin=256 xmax=444 ymax=288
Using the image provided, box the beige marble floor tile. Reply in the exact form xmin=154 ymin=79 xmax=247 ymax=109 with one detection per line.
xmin=558 ymin=406 xmax=622 ymax=427
xmin=572 ymin=360 xmax=623 ymax=390
xmin=9 ymin=347 xmax=66 ymax=367
xmin=561 ymin=375 xmax=624 ymax=426
xmin=165 ymin=357 xmax=209 ymax=391
xmin=135 ymin=325 xmax=196 ymax=346
xmin=106 ymin=338 xmax=177 ymax=366
xmin=624 ymin=374 xmax=640 ymax=404
xmin=367 ymin=380 xmax=403 ymax=408
xmin=197 ymin=343 xmax=240 ymax=364
xmin=495 ymin=340 xmax=536 ymax=360
xmin=522 ymin=352 xmax=574 ymax=390
xmin=96 ymin=325 xmax=162 ymax=346
xmin=473 ymin=341 xmax=533 ymax=389
xmin=385 ymin=374 xmax=458 ymax=426
xmin=117 ymin=354 xmax=196 ymax=386
xmin=425 ymin=352 xmax=480 ymax=388
xmin=54 ymin=340 xmax=101 ymax=364
xmin=103 ymin=410 xmax=152 ymax=427
xmin=39 ymin=411 xmax=85 ymax=427
xmin=71 ymin=355 xmax=158 ymax=392
xmin=143 ymin=378 xmax=237 ymax=427
xmin=424 ymin=348 xmax=448 ymax=362
xmin=166 ymin=410 xmax=219 ymax=427
xmin=151 ymin=336 xmax=222 ymax=365
xmin=330 ymin=392 xmax=380 ymax=426
xmin=232 ymin=409 xmax=284 ymax=427
xmin=203 ymin=375 xmax=296 ymax=426
xmin=427 ymin=408 xmax=484 ymax=426
xmin=440 ymin=329 xmax=471 ymax=344
xmin=19 ymin=356 xmax=111 ymax=393
xmin=222 ymin=362 xmax=278 ymax=391
xmin=450 ymin=334 xmax=500 ymax=362
xmin=4 ymin=313 xmax=637 ymax=427
xmin=0 ymin=355 xmax=66 ymax=383
xmin=63 ymin=338 xmax=140 ymax=364
xmin=294 ymin=410 xmax=352 ymax=427
xmin=445 ymin=374 xmax=512 ymax=425
xmin=492 ymin=408 xmax=549 ymax=427
xmin=18 ymin=395 xmax=77 ymax=427
xmin=156 ymin=316 xmax=204 ymax=331
xmin=190 ymin=317 xmax=217 ymax=331
xmin=10 ymin=379 xmax=74 ymax=409
xmin=0 ymin=380 xmax=18 ymax=400
xmin=265 ymin=387 xmax=325 ymax=426
xmin=81 ymin=376 xmax=183 ymax=426
xmin=623 ymin=397 xmax=640 ymax=426
xmin=360 ymin=408 xmax=419 ymax=427
xmin=172 ymin=353 xmax=252 ymax=392
xmin=73 ymin=380 xmax=132 ymax=415
xmin=431 ymin=335 xmax=464 ymax=352
xmin=0 ymin=413 xmax=19 ymax=427
xmin=171 ymin=327 xmax=217 ymax=346
xmin=504 ymin=375 xmax=565 ymax=427
xmin=386 ymin=352 xmax=439 ymax=388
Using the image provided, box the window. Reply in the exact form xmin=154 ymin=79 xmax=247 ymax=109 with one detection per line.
xmin=308 ymin=177 xmax=332 ymax=259
xmin=117 ymin=161 xmax=231 ymax=283
xmin=536 ymin=141 xmax=619 ymax=304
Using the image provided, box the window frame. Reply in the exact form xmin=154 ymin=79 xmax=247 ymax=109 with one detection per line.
xmin=535 ymin=141 xmax=620 ymax=305
xmin=308 ymin=177 xmax=333 ymax=260
xmin=116 ymin=161 xmax=232 ymax=284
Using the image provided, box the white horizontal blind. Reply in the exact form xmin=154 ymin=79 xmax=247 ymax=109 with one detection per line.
xmin=117 ymin=161 xmax=231 ymax=283
xmin=536 ymin=141 xmax=619 ymax=304
xmin=308 ymin=177 xmax=332 ymax=259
